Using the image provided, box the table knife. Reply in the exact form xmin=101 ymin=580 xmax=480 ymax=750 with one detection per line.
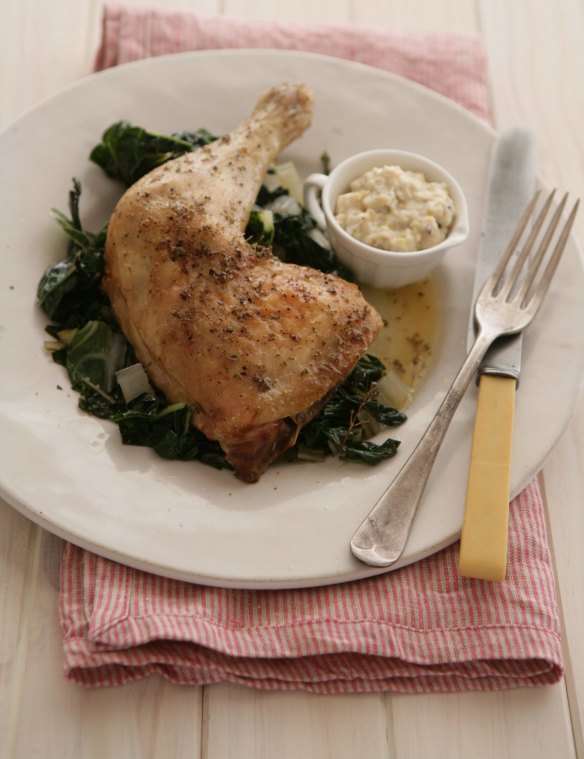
xmin=458 ymin=129 xmax=536 ymax=581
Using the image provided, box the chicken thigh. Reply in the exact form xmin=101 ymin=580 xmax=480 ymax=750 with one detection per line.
xmin=104 ymin=83 xmax=382 ymax=482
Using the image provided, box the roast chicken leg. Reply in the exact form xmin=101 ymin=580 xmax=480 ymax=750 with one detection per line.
xmin=104 ymin=83 xmax=382 ymax=482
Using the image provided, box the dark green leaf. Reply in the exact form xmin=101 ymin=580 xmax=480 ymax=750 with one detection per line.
xmin=172 ymin=128 xmax=217 ymax=149
xmin=272 ymin=210 xmax=339 ymax=273
xmin=246 ymin=209 xmax=275 ymax=246
xmin=252 ymin=184 xmax=352 ymax=278
xmin=347 ymin=353 xmax=386 ymax=389
xmin=79 ymin=384 xmax=127 ymax=419
xmin=255 ymin=185 xmax=289 ymax=206
xmin=295 ymin=354 xmax=406 ymax=465
xmin=361 ymin=398 xmax=407 ymax=426
xmin=113 ymin=398 xmax=230 ymax=468
xmin=336 ymin=437 xmax=401 ymax=465
xmin=50 ymin=208 xmax=95 ymax=250
xmin=66 ymin=320 xmax=128 ymax=395
xmin=90 ymin=121 xmax=218 ymax=186
xmin=36 ymin=257 xmax=79 ymax=319
xmin=320 ymin=151 xmax=332 ymax=175
xmin=38 ymin=179 xmax=109 ymax=326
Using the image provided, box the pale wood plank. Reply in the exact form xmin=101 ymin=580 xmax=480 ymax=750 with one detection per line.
xmin=540 ymin=410 xmax=584 ymax=759
xmin=0 ymin=1 xmax=95 ymax=127
xmin=480 ymin=0 xmax=584 ymax=754
xmin=390 ymin=687 xmax=575 ymax=758
xmin=4 ymin=531 xmax=204 ymax=759
xmin=0 ymin=504 xmax=36 ymax=659
xmin=0 ymin=504 xmax=39 ymax=759
xmin=204 ymin=685 xmax=392 ymax=759
xmin=353 ymin=0 xmax=478 ymax=31
xmin=479 ymin=0 xmax=584 ymax=240
xmin=225 ymin=0 xmax=476 ymax=30
xmin=223 ymin=0 xmax=351 ymax=24
xmin=0 ymin=0 xmax=222 ymax=129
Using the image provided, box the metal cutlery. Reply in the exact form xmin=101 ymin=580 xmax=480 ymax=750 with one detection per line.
xmin=458 ymin=129 xmax=535 ymax=581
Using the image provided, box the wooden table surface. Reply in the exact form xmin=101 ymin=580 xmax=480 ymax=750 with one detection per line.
xmin=1 ymin=1 xmax=583 ymax=757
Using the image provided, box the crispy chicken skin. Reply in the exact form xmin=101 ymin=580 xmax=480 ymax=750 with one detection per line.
xmin=104 ymin=83 xmax=382 ymax=482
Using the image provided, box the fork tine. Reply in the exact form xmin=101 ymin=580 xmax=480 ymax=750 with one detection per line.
xmin=497 ymin=189 xmax=555 ymax=301
xmin=515 ymin=192 xmax=569 ymax=304
xmin=483 ymin=190 xmax=541 ymax=294
xmin=526 ymin=197 xmax=580 ymax=311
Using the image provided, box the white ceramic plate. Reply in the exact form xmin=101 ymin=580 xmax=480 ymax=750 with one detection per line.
xmin=1 ymin=50 xmax=583 ymax=588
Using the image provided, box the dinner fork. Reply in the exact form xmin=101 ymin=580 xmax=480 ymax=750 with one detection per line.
xmin=351 ymin=189 xmax=580 ymax=568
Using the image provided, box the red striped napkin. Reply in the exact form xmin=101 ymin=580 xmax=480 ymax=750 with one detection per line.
xmin=60 ymin=6 xmax=563 ymax=692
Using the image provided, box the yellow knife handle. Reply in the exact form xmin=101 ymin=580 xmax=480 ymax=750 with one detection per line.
xmin=458 ymin=374 xmax=516 ymax=582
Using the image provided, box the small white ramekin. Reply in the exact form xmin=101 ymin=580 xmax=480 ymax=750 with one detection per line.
xmin=304 ymin=149 xmax=469 ymax=289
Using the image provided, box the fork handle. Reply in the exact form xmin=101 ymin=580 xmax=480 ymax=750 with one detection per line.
xmin=350 ymin=329 xmax=496 ymax=567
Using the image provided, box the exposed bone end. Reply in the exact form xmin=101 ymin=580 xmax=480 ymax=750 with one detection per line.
xmin=251 ymin=83 xmax=315 ymax=149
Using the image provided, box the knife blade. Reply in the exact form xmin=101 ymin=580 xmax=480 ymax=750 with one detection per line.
xmin=458 ymin=128 xmax=536 ymax=581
